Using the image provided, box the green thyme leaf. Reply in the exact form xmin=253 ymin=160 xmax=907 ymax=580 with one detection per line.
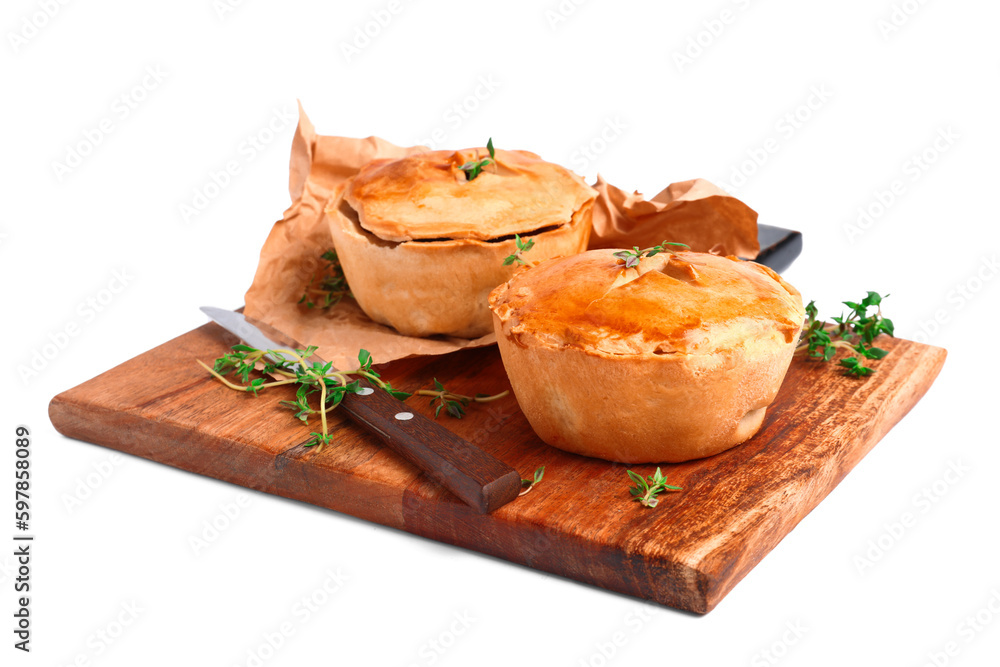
xmin=839 ymin=356 xmax=875 ymax=377
xmin=201 ymin=345 xmax=508 ymax=455
xmin=798 ymin=291 xmax=893 ymax=378
xmin=533 ymin=465 xmax=545 ymax=485
xmin=502 ymin=234 xmax=535 ymax=267
xmin=626 ymin=467 xmax=682 ymax=508
xmin=519 ymin=465 xmax=546 ymax=496
xmin=300 ymin=249 xmax=352 ymax=310
xmin=304 ymin=432 xmax=334 ymax=448
xmin=613 ymin=241 xmax=689 ymax=268
xmin=460 ymin=139 xmax=496 ymax=181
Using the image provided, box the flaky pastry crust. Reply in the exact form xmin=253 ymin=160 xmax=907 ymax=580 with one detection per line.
xmin=489 ymin=250 xmax=805 ymax=462
xmin=327 ymin=184 xmax=594 ymax=338
xmin=344 ymin=148 xmax=596 ymax=243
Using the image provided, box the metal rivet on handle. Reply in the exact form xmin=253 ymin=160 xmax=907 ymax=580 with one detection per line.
xmin=357 ymin=387 xmax=374 ymax=396
xmin=394 ymin=412 xmax=414 ymax=421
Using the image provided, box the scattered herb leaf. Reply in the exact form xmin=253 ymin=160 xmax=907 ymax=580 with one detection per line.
xmin=459 ymin=138 xmax=496 ymax=181
xmin=839 ymin=356 xmax=875 ymax=377
xmin=613 ymin=241 xmax=690 ymax=268
xmin=199 ymin=347 xmax=508 ymax=452
xmin=299 ymin=250 xmax=352 ymax=309
xmin=626 ymin=467 xmax=682 ymax=509
xmin=519 ymin=465 xmax=545 ymax=496
xmin=414 ymin=377 xmax=509 ymax=420
xmin=502 ymin=234 xmax=536 ymax=266
xmin=797 ymin=291 xmax=893 ymax=377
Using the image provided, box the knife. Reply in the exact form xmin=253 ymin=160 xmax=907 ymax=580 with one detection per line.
xmin=755 ymin=223 xmax=802 ymax=274
xmin=199 ymin=306 xmax=523 ymax=514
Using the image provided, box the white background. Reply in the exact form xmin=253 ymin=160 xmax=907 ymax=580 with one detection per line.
xmin=3 ymin=0 xmax=998 ymax=665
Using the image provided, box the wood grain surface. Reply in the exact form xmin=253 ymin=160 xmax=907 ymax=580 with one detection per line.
xmin=49 ymin=322 xmax=946 ymax=613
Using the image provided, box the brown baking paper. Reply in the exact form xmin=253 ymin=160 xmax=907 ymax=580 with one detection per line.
xmin=589 ymin=175 xmax=759 ymax=257
xmin=243 ymin=103 xmax=760 ymax=369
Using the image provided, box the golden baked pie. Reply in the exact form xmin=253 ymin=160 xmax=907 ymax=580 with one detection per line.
xmin=489 ymin=248 xmax=805 ymax=462
xmin=326 ymin=147 xmax=596 ymax=338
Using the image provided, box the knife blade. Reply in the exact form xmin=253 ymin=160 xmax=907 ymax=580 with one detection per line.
xmin=200 ymin=307 xmax=523 ymax=514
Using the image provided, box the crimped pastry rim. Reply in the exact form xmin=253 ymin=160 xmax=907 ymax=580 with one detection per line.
xmin=488 ymin=251 xmax=805 ymax=361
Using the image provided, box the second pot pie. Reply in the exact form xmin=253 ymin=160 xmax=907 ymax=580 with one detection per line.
xmin=489 ymin=249 xmax=806 ymax=463
xmin=326 ymin=147 xmax=597 ymax=338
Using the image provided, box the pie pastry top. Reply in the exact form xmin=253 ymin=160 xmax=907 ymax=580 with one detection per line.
xmin=490 ymin=250 xmax=804 ymax=358
xmin=344 ymin=148 xmax=597 ymax=242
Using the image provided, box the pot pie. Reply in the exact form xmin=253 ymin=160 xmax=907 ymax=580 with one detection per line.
xmin=488 ymin=249 xmax=805 ymax=463
xmin=325 ymin=147 xmax=597 ymax=338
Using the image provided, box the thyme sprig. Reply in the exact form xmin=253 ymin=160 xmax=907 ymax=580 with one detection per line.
xmin=613 ymin=241 xmax=690 ymax=268
xmin=199 ymin=346 xmax=407 ymax=451
xmin=299 ymin=250 xmax=352 ymax=309
xmin=199 ymin=346 xmax=508 ymax=451
xmin=502 ymin=234 xmax=535 ymax=267
xmin=519 ymin=465 xmax=545 ymax=496
xmin=627 ymin=467 xmax=682 ymax=509
xmin=459 ymin=138 xmax=496 ymax=181
xmin=797 ymin=291 xmax=894 ymax=377
xmin=413 ymin=378 xmax=509 ymax=419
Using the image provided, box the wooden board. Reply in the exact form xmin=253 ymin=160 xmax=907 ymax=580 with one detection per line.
xmin=49 ymin=322 xmax=946 ymax=613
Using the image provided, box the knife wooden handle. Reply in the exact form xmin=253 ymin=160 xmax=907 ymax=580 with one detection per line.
xmin=237 ymin=315 xmax=521 ymax=513
xmin=340 ymin=381 xmax=522 ymax=514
